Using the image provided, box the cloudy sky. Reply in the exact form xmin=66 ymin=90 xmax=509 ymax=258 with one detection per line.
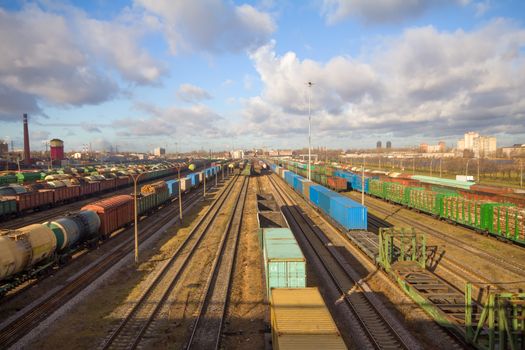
xmin=1 ymin=0 xmax=524 ymax=152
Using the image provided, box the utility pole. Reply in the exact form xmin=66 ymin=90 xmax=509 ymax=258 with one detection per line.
xmin=307 ymin=81 xmax=314 ymax=181
xmin=177 ymin=165 xmax=183 ymax=224
xmin=477 ymin=159 xmax=480 ymax=184
xmin=520 ymin=159 xmax=523 ymax=187
xmin=361 ymin=155 xmax=365 ymax=206
xmin=440 ymin=158 xmax=442 ymax=178
xmin=131 ymin=173 xmax=144 ymax=265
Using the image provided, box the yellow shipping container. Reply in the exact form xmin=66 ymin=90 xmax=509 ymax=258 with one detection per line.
xmin=270 ymin=288 xmax=347 ymax=350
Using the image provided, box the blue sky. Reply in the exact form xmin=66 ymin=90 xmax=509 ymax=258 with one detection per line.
xmin=0 ymin=0 xmax=524 ymax=152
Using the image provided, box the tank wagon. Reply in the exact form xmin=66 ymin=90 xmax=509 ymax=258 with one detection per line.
xmin=0 ymin=165 xmax=224 ymax=296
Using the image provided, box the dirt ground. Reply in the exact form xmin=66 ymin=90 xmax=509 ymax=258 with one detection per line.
xmin=221 ymin=176 xmax=266 ymax=350
xmin=21 ymin=180 xmax=231 ymax=350
xmin=345 ymin=191 xmax=525 ymax=289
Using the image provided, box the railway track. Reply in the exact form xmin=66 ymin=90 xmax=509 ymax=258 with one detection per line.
xmin=186 ymin=176 xmax=249 ymax=349
xmin=359 ymin=195 xmax=525 ymax=279
xmin=100 ymin=175 xmax=242 ymax=350
xmin=267 ymin=174 xmax=417 ymax=350
xmin=0 ymin=177 xmax=228 ymax=349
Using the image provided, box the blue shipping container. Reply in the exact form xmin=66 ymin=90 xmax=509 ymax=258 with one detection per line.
xmin=293 ymin=175 xmax=304 ymax=194
xmin=329 ymin=195 xmax=367 ymax=230
xmin=165 ymin=179 xmax=179 ymax=197
xmin=285 ymin=171 xmax=296 ymax=187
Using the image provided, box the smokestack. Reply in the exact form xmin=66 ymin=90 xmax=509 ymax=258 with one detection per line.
xmin=23 ymin=113 xmax=31 ymax=166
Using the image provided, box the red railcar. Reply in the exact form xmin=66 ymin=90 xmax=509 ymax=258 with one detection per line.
xmin=80 ymin=181 xmax=100 ymax=196
xmin=13 ymin=190 xmax=55 ymax=212
xmin=53 ymin=185 xmax=81 ymax=203
xmin=115 ymin=176 xmax=130 ymax=188
xmin=326 ymin=176 xmax=347 ymax=192
xmin=99 ymin=179 xmax=116 ymax=192
xmin=81 ymin=195 xmax=134 ymax=236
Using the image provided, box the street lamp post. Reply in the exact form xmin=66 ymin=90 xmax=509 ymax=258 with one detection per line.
xmin=307 ymin=81 xmax=314 ymax=181
xmin=430 ymin=158 xmax=434 ymax=177
xmin=439 ymin=158 xmax=443 ymax=178
xmin=177 ymin=165 xmax=183 ymax=224
xmin=477 ymin=159 xmax=480 ymax=184
xmin=520 ymin=159 xmax=523 ymax=187
xmin=361 ymin=155 xmax=365 ymax=206
xmin=131 ymin=172 xmax=144 ymax=265
xmin=466 ymin=159 xmax=471 ymax=177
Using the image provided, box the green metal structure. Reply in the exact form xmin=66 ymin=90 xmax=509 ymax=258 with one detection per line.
xmin=465 ymin=283 xmax=525 ymax=350
xmin=378 ymin=227 xmax=426 ymax=272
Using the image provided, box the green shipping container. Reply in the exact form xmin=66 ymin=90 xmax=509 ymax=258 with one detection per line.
xmin=263 ymin=228 xmax=306 ymax=296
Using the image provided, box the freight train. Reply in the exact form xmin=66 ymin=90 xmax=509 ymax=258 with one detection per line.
xmin=270 ymin=163 xmax=368 ymax=231
xmin=0 ymin=165 xmax=224 ymax=296
xmin=0 ymin=161 xmax=213 ymax=220
xmin=256 ymin=191 xmax=346 ymax=349
xmin=277 ymin=159 xmax=525 ymax=245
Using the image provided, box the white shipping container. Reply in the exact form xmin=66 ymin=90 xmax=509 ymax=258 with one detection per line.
xmin=456 ymin=175 xmax=475 ymax=182
xmin=180 ymin=178 xmax=192 ymax=192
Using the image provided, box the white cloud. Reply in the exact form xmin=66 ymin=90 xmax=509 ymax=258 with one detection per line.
xmin=0 ymin=4 xmax=165 ymax=121
xmin=475 ymin=1 xmax=490 ymax=17
xmin=321 ymin=0 xmax=470 ymax=24
xmin=176 ymin=84 xmax=212 ymax=103
xmin=113 ymin=103 xmax=227 ymax=138
xmin=240 ymin=21 xmax=525 ymax=141
xmin=135 ymin=0 xmax=276 ymax=54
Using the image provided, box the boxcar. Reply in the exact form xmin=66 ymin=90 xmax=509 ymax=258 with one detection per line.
xmin=81 ymin=195 xmax=134 ymax=236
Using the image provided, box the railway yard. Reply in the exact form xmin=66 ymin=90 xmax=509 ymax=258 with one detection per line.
xmin=0 ymin=159 xmax=524 ymax=350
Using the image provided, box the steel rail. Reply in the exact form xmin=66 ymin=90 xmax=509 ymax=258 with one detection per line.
xmin=100 ymin=175 xmax=240 ymax=350
xmin=268 ymin=174 xmax=413 ymax=350
xmin=186 ymin=176 xmax=249 ymax=349
xmin=0 ymin=178 xmax=225 ymax=349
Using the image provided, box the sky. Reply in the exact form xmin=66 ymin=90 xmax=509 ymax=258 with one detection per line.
xmin=0 ymin=0 xmax=524 ymax=153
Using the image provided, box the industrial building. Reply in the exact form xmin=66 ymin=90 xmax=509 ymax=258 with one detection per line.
xmin=154 ymin=147 xmax=166 ymax=157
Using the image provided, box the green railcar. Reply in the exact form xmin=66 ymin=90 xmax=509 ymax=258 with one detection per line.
xmin=383 ymin=182 xmax=407 ymax=205
xmin=0 ymin=174 xmax=17 ymax=185
xmin=442 ymin=196 xmax=484 ymax=230
xmin=0 ymin=198 xmax=17 ymax=217
xmin=407 ymin=189 xmax=446 ymax=216
xmin=368 ymin=179 xmax=385 ymax=198
xmin=481 ymin=203 xmax=525 ymax=244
